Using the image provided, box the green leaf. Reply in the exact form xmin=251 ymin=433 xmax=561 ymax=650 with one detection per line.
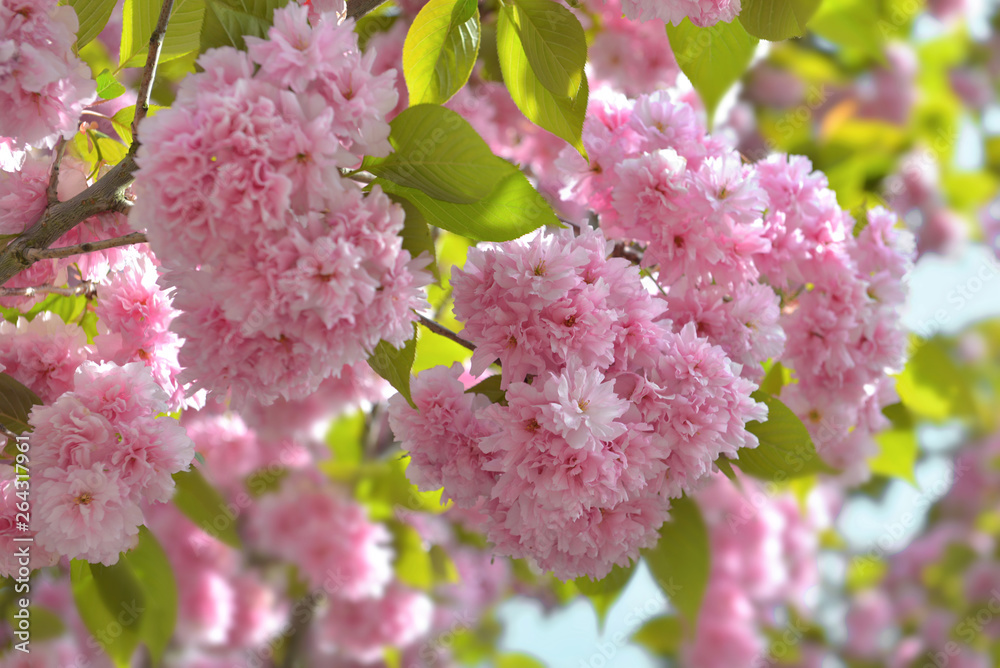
xmin=0 ymin=373 xmax=42 ymax=435
xmin=806 ymin=0 xmax=885 ymax=59
xmin=325 ymin=410 xmax=364 ymax=466
xmin=200 ymin=0 xmax=290 ymax=52
xmin=736 ymin=392 xmax=837 ymax=481
xmin=631 ymin=615 xmax=683 ymax=656
xmin=391 ymin=521 xmax=437 ymax=590
xmin=574 ymin=563 xmax=635 ymax=631
xmin=896 ymin=338 xmax=976 ymax=423
xmin=71 ymin=559 xmax=144 ymax=668
xmin=123 ymin=527 xmax=177 ymax=664
xmin=111 ymin=107 xmax=136 ymax=146
xmin=69 ymin=0 xmax=120 ymax=49
xmin=496 ymin=0 xmax=588 ymax=156
xmin=363 ymin=105 xmax=513 ymax=204
xmin=868 ymin=427 xmax=918 ymax=485
xmin=499 ymin=0 xmax=586 ymax=99
xmin=643 ymin=495 xmax=709 ymax=622
xmin=465 ymin=374 xmax=506 ymax=404
xmin=172 ymin=467 xmax=243 ymax=548
xmin=121 ymin=0 xmax=207 ymax=68
xmin=71 ymin=528 xmax=178 ymax=668
xmin=666 ymin=18 xmax=758 ymax=123
xmin=96 ymin=69 xmax=127 ymax=100
xmin=758 ymin=361 xmax=790 ymax=396
xmin=374 ymin=170 xmax=559 ymax=242
xmin=403 ymin=0 xmax=481 ymax=105
xmin=367 ymin=326 xmax=418 ymax=408
xmin=738 ymin=0 xmax=823 ymax=41
xmin=478 ymin=21 xmax=504 ymax=82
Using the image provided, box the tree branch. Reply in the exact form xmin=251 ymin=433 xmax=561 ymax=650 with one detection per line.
xmin=0 ymin=155 xmax=138 ymax=286
xmin=417 ymin=314 xmax=476 ymax=352
xmin=347 ymin=0 xmax=388 ymax=20
xmin=132 ymin=0 xmax=175 ymax=141
xmin=0 ymin=282 xmax=96 ymax=299
xmin=25 ymin=232 xmax=148 ymax=262
xmin=46 ymin=138 xmax=67 ymax=205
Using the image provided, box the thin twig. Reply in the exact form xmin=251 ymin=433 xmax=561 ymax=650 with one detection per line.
xmin=417 ymin=313 xmax=476 ymax=352
xmin=25 ymin=232 xmax=147 ymax=262
xmin=0 ymin=282 xmax=96 ymax=299
xmin=131 ymin=0 xmax=175 ymax=146
xmin=46 ymin=138 xmax=67 ymax=205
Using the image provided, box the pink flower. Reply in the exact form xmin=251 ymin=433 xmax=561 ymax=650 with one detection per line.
xmin=314 ymin=582 xmax=433 ymax=662
xmin=0 ymin=313 xmax=89 ymax=403
xmin=0 ymin=0 xmax=96 ymax=147
xmin=247 ymin=473 xmax=393 ymax=599
xmin=387 ymin=364 xmax=496 ymax=506
xmin=34 ymin=464 xmax=143 ymax=565
xmin=0 ymin=464 xmax=58 ymax=576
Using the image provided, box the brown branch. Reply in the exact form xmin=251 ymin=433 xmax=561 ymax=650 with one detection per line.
xmin=131 ymin=0 xmax=175 ymax=143
xmin=25 ymin=232 xmax=148 ymax=262
xmin=0 ymin=155 xmax=138 ymax=286
xmin=346 ymin=0 xmax=388 ymax=20
xmin=46 ymin=138 xmax=67 ymax=205
xmin=417 ymin=314 xmax=476 ymax=352
xmin=0 ymin=282 xmax=96 ymax=299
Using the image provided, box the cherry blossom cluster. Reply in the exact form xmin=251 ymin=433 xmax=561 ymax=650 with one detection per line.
xmin=683 ymin=472 xmax=827 ymax=667
xmin=0 ymin=0 xmax=96 ymax=148
xmin=553 ymin=89 xmax=914 ymax=481
xmin=25 ymin=361 xmax=195 ymax=565
xmin=130 ymin=3 xmax=429 ymax=406
xmin=390 ymin=227 xmax=766 ymax=579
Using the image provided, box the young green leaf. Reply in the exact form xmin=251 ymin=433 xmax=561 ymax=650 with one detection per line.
xmin=368 ymin=327 xmax=418 ymax=408
xmin=363 ymin=105 xmax=513 ymax=204
xmin=631 ymin=615 xmax=683 ymax=656
xmin=465 ymin=374 xmax=506 ymax=404
xmin=496 ymin=0 xmax=588 ymax=156
xmin=200 ymin=0 xmax=291 ymax=52
xmin=373 ymin=169 xmax=559 ymax=242
xmin=71 ymin=559 xmax=144 ymax=668
xmin=895 ymin=338 xmax=977 ymax=423
xmin=172 ymin=467 xmax=243 ymax=548
xmin=499 ymin=0 xmax=586 ymax=99
xmin=738 ymin=0 xmax=823 ymax=41
xmin=735 ymin=392 xmax=837 ymax=482
xmin=403 ymin=0 xmax=481 ymax=105
xmin=0 ymin=373 xmax=42 ymax=435
xmin=122 ymin=526 xmax=178 ymax=664
xmin=68 ymin=0 xmax=120 ymax=50
xmin=121 ymin=0 xmax=206 ymax=68
xmin=70 ymin=528 xmax=178 ymax=668
xmin=643 ymin=495 xmax=709 ymax=622
xmin=666 ymin=18 xmax=758 ymax=123
xmin=96 ymin=69 xmax=127 ymax=100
